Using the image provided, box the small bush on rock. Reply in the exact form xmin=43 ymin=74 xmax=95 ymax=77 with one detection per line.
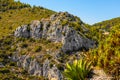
xmin=33 ymin=46 xmax=42 ymax=52
xmin=20 ymin=43 xmax=28 ymax=48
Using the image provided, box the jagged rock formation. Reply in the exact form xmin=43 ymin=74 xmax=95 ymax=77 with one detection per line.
xmin=15 ymin=12 xmax=95 ymax=53
xmin=14 ymin=12 xmax=96 ymax=80
xmin=14 ymin=54 xmax=63 ymax=80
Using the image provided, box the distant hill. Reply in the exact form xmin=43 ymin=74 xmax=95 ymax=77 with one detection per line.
xmin=86 ymin=17 xmax=120 ymax=42
xmin=86 ymin=17 xmax=120 ymax=79
xmin=93 ymin=17 xmax=120 ymax=30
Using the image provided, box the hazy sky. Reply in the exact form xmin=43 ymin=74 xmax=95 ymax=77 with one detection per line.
xmin=18 ymin=0 xmax=120 ymax=24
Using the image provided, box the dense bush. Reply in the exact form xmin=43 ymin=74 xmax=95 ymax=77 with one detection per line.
xmin=0 ymin=16 xmax=2 ymax=19
xmin=3 ymin=37 xmax=12 ymax=45
xmin=20 ymin=42 xmax=28 ymax=48
xmin=0 ymin=0 xmax=30 ymax=12
xmin=85 ymin=24 xmax=120 ymax=79
xmin=0 ymin=68 xmax=10 ymax=74
xmin=33 ymin=46 xmax=42 ymax=52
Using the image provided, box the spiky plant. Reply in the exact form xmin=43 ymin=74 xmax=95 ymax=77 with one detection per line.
xmin=64 ymin=59 xmax=92 ymax=80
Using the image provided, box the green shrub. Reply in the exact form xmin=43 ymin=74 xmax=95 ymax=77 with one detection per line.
xmin=57 ymin=64 xmax=64 ymax=71
xmin=62 ymin=20 xmax=68 ymax=26
xmin=9 ymin=62 xmax=16 ymax=66
xmin=16 ymin=38 xmax=26 ymax=42
xmin=20 ymin=43 xmax=28 ymax=48
xmin=10 ymin=46 xmax=17 ymax=52
xmin=3 ymin=38 xmax=12 ymax=45
xmin=28 ymin=38 xmax=36 ymax=42
xmin=33 ymin=46 xmax=42 ymax=52
xmin=0 ymin=16 xmax=2 ymax=19
xmin=85 ymin=24 xmax=120 ymax=79
xmin=20 ymin=50 xmax=26 ymax=55
xmin=64 ymin=59 xmax=92 ymax=80
xmin=0 ymin=68 xmax=10 ymax=74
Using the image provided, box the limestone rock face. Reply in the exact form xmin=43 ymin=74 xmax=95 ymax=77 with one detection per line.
xmin=30 ymin=20 xmax=43 ymax=39
xmin=28 ymin=59 xmax=42 ymax=76
xmin=61 ymin=28 xmax=94 ymax=53
xmin=16 ymin=55 xmax=63 ymax=80
xmin=48 ymin=66 xmax=63 ymax=80
xmin=13 ymin=12 xmax=96 ymax=80
xmin=14 ymin=12 xmax=95 ymax=53
xmin=43 ymin=59 xmax=50 ymax=77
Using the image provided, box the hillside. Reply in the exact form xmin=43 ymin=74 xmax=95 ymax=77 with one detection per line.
xmin=86 ymin=17 xmax=120 ymax=43
xmin=0 ymin=0 xmax=55 ymax=39
xmin=0 ymin=0 xmax=55 ymax=79
xmin=86 ymin=18 xmax=120 ymax=79
xmin=93 ymin=17 xmax=120 ymax=30
xmin=86 ymin=24 xmax=120 ymax=78
xmin=0 ymin=0 xmax=120 ymax=80
xmin=0 ymin=11 xmax=96 ymax=79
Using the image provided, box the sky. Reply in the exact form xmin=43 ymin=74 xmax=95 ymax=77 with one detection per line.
xmin=18 ymin=0 xmax=120 ymax=25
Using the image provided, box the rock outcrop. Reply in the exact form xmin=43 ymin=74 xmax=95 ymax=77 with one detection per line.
xmin=0 ymin=63 xmax=4 ymax=68
xmin=14 ymin=12 xmax=96 ymax=80
xmin=15 ymin=55 xmax=63 ymax=80
xmin=48 ymin=66 xmax=63 ymax=80
xmin=15 ymin=25 xmax=30 ymax=38
xmin=14 ymin=12 xmax=95 ymax=53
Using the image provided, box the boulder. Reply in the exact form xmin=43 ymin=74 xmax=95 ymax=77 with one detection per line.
xmin=48 ymin=66 xmax=63 ymax=80
xmin=22 ymin=55 xmax=31 ymax=70
xmin=30 ymin=20 xmax=43 ymax=39
xmin=43 ymin=59 xmax=50 ymax=77
xmin=61 ymin=28 xmax=95 ymax=53
xmin=14 ymin=25 xmax=30 ymax=38
xmin=28 ymin=59 xmax=42 ymax=76
xmin=16 ymin=54 xmax=63 ymax=80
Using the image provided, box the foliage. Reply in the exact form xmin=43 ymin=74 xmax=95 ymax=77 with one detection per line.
xmin=62 ymin=20 xmax=68 ymax=26
xmin=93 ymin=17 xmax=120 ymax=30
xmin=33 ymin=46 xmax=42 ymax=52
xmin=64 ymin=59 xmax=92 ymax=80
xmin=0 ymin=0 xmax=30 ymax=12
xmin=0 ymin=0 xmax=55 ymax=39
xmin=85 ymin=24 xmax=120 ymax=79
xmin=88 ymin=17 xmax=120 ymax=41
xmin=0 ymin=0 xmax=55 ymax=79
xmin=0 ymin=0 xmax=120 ymax=79
xmin=20 ymin=42 xmax=28 ymax=48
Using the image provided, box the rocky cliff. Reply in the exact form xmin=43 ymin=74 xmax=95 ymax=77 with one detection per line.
xmin=15 ymin=12 xmax=95 ymax=53
xmin=13 ymin=12 xmax=96 ymax=80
